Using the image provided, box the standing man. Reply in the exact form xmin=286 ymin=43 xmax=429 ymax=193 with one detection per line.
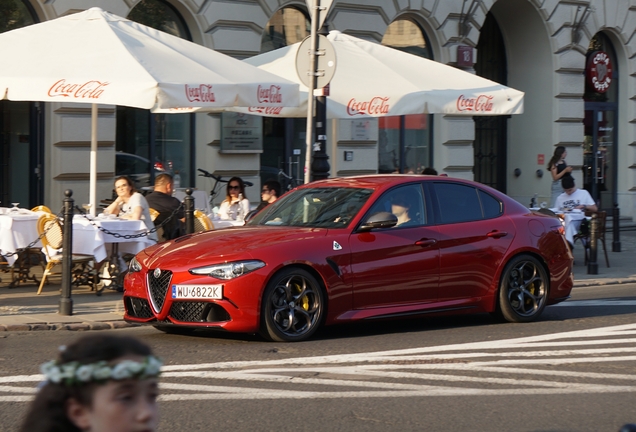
xmin=145 ymin=173 xmax=184 ymax=241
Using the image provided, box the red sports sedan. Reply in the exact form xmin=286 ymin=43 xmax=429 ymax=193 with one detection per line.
xmin=123 ymin=175 xmax=573 ymax=342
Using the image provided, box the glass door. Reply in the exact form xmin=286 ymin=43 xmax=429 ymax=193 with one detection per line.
xmin=583 ymin=107 xmax=616 ymax=210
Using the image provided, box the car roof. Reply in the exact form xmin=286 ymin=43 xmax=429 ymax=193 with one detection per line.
xmin=300 ymin=174 xmax=484 ymax=191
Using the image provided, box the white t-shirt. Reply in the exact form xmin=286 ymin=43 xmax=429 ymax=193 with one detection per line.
xmin=554 ymin=188 xmax=595 ymax=211
xmin=120 ymin=192 xmax=158 ymax=242
xmin=218 ymin=198 xmax=250 ymax=221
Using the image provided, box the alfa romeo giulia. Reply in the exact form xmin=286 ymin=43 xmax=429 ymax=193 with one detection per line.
xmin=123 ymin=175 xmax=573 ymax=342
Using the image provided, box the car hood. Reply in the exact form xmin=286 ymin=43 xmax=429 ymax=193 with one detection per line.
xmin=139 ymin=226 xmax=329 ymax=268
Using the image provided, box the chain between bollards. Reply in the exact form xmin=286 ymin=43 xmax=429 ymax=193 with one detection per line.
xmin=184 ymin=188 xmax=195 ymax=234
xmin=59 ymin=189 xmax=74 ymax=315
xmin=587 ymin=212 xmax=598 ymax=275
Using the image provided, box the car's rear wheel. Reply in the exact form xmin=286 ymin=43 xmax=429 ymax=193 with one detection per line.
xmin=260 ymin=268 xmax=324 ymax=342
xmin=497 ymin=255 xmax=549 ymax=323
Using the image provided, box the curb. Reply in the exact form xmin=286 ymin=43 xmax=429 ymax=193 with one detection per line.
xmin=573 ymin=278 xmax=636 ymax=288
xmin=0 ymin=321 xmax=139 ymax=332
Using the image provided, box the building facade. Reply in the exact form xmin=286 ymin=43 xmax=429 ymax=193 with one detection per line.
xmin=2 ymin=0 xmax=636 ymax=218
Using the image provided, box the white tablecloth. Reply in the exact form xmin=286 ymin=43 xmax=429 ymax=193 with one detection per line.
xmin=73 ymin=217 xmax=156 ymax=262
xmin=551 ymin=209 xmax=586 ymax=245
xmin=0 ymin=211 xmax=43 ymax=265
xmin=173 ymin=189 xmax=210 ymax=214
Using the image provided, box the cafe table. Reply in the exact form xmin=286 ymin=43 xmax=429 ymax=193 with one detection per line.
xmin=0 ymin=208 xmax=46 ymax=286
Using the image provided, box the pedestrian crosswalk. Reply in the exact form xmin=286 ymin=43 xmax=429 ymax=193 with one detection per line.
xmin=2 ymin=323 xmax=636 ymax=402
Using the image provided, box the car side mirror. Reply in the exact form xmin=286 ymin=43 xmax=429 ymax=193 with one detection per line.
xmin=358 ymin=211 xmax=398 ymax=232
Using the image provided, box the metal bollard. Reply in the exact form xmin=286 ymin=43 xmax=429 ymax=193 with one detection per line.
xmin=59 ymin=190 xmax=74 ymax=315
xmin=184 ymin=188 xmax=195 ymax=234
xmin=612 ymin=203 xmax=621 ymax=252
xmin=587 ymin=212 xmax=598 ymax=275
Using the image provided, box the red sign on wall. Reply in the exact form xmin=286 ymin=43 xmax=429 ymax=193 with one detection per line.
xmin=537 ymin=154 xmax=544 ymax=165
xmin=457 ymin=45 xmax=473 ymax=68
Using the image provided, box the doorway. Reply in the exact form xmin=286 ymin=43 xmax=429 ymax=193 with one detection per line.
xmin=583 ymin=106 xmax=616 ymax=210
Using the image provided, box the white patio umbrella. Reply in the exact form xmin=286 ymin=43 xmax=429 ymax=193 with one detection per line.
xmin=0 ymin=7 xmax=299 ymax=214
xmin=225 ymin=30 xmax=524 ymax=118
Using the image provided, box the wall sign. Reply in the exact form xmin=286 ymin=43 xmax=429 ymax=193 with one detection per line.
xmin=586 ymin=51 xmax=613 ymax=93
xmin=220 ymin=112 xmax=263 ymax=152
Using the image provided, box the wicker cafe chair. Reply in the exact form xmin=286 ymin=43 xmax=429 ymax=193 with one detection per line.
xmin=148 ymin=208 xmax=166 ymax=242
xmin=31 ymin=205 xmax=52 ymax=213
xmin=193 ymin=210 xmax=214 ymax=232
xmin=36 ymin=213 xmax=97 ymax=295
xmin=573 ymin=210 xmax=610 ymax=267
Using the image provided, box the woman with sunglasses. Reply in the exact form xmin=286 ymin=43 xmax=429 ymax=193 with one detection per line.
xmin=218 ymin=176 xmax=250 ymax=221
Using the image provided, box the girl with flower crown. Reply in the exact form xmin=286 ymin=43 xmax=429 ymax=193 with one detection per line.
xmin=20 ymin=334 xmax=162 ymax=432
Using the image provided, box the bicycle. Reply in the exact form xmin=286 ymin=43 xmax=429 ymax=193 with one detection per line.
xmin=277 ymin=169 xmax=301 ymax=191
xmin=197 ymin=168 xmax=253 ymax=205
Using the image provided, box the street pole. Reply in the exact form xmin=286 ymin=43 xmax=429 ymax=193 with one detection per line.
xmin=303 ymin=0 xmax=320 ymax=185
xmin=59 ymin=189 xmax=74 ymax=315
xmin=311 ymin=24 xmax=330 ymax=181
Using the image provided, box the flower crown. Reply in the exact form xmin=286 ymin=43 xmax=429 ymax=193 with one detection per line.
xmin=40 ymin=355 xmax=163 ymax=386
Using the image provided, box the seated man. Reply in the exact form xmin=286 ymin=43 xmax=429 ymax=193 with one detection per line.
xmin=554 ymin=176 xmax=597 ymax=247
xmin=145 ymin=173 xmax=185 ymax=241
xmin=246 ymin=180 xmax=282 ymax=222
xmin=391 ymin=193 xmax=418 ymax=227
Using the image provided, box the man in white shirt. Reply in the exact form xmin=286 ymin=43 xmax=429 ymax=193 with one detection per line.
xmin=555 ymin=176 xmax=597 ymax=247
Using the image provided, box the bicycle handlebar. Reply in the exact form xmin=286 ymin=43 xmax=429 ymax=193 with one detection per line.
xmin=197 ymin=168 xmax=253 ymax=187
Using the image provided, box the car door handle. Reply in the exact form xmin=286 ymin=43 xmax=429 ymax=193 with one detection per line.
xmin=487 ymin=231 xmax=508 ymax=238
xmin=415 ymin=238 xmax=437 ymax=247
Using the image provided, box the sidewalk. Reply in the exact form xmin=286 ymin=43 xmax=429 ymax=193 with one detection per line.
xmin=1 ymin=230 xmax=635 ymax=331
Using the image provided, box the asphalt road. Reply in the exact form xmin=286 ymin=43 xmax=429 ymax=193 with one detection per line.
xmin=2 ymin=284 xmax=636 ymax=432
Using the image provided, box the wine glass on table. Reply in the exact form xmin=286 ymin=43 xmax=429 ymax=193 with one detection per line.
xmin=10 ymin=202 xmax=19 ymax=213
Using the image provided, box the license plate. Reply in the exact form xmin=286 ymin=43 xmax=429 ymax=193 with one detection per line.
xmin=171 ymin=284 xmax=222 ymax=299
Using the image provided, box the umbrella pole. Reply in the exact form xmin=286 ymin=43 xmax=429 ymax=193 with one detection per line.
xmin=303 ymin=1 xmax=319 ymax=184
xmin=90 ymin=103 xmax=97 ymax=216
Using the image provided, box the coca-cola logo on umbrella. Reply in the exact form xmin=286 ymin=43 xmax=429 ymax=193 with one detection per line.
xmin=586 ymin=51 xmax=613 ymax=93
xmin=48 ymin=79 xmax=109 ymax=99
xmin=257 ymin=85 xmax=282 ymax=104
xmin=456 ymin=94 xmax=494 ymax=112
xmin=346 ymin=97 xmax=390 ymax=116
xmin=185 ymin=84 xmax=216 ymax=102
xmin=248 ymin=106 xmax=283 ymax=115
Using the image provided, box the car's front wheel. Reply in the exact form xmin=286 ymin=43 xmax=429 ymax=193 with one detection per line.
xmin=497 ymin=255 xmax=549 ymax=323
xmin=260 ymin=268 xmax=324 ymax=342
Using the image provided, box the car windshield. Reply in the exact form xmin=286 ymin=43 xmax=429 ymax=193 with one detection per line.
xmin=248 ymin=187 xmax=373 ymax=228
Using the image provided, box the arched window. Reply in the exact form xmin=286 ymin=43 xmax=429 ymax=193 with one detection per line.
xmin=380 ymin=18 xmax=433 ymax=174
xmin=259 ymin=7 xmax=310 ymax=189
xmin=118 ymin=0 xmax=193 ymax=188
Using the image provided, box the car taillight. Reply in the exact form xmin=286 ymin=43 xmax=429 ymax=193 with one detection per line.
xmin=550 ymin=224 xmax=565 ymax=236
xmin=154 ymin=161 xmax=165 ymax=171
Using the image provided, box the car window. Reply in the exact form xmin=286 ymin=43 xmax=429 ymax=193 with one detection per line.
xmin=365 ymin=183 xmax=426 ymax=228
xmin=479 ymin=190 xmax=503 ymax=218
xmin=434 ymin=183 xmax=483 ymax=224
xmin=248 ymin=187 xmax=373 ymax=228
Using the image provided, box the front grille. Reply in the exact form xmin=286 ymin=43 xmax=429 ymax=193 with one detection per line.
xmin=148 ymin=269 xmax=172 ymax=313
xmin=125 ymin=297 xmax=154 ymax=319
xmin=169 ymin=302 xmax=207 ymax=322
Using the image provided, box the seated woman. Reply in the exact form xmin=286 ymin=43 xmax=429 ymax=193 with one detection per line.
xmin=104 ymin=176 xmax=158 ymax=243
xmin=218 ymin=176 xmax=250 ymax=221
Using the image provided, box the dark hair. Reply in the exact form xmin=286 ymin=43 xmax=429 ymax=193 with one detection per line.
xmin=561 ymin=176 xmax=575 ymax=190
xmin=154 ymin=173 xmax=173 ymax=187
xmin=224 ymin=176 xmax=246 ymax=202
xmin=263 ymin=180 xmax=282 ymax=198
xmin=114 ymin=175 xmax=136 ymax=194
xmin=547 ymin=146 xmax=566 ymax=170
xmin=421 ymin=167 xmax=438 ymax=175
xmin=391 ymin=193 xmax=411 ymax=208
xmin=19 ymin=334 xmax=154 ymax=432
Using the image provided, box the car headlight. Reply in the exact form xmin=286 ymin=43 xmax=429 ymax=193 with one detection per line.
xmin=128 ymin=256 xmax=142 ymax=273
xmin=189 ymin=260 xmax=265 ymax=280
